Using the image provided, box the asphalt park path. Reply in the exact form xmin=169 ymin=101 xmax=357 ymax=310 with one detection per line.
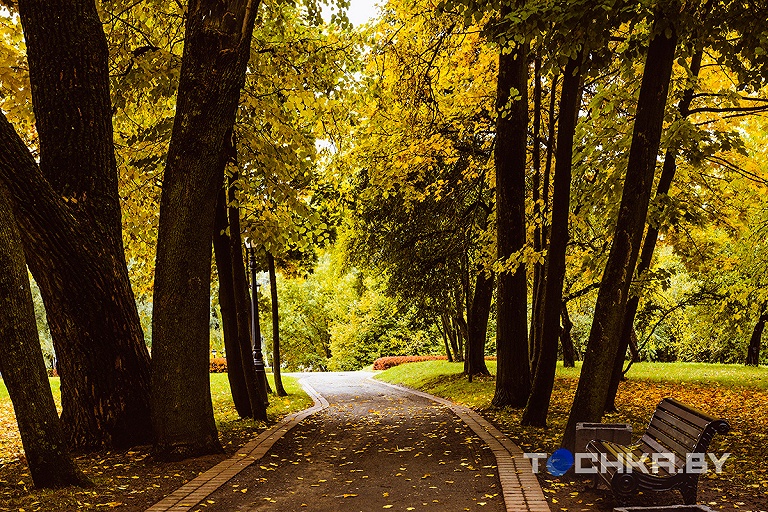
xmin=203 ymin=372 xmax=506 ymax=511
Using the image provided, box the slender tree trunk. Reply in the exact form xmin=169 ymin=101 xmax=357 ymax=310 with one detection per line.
xmin=439 ymin=318 xmax=454 ymax=362
xmin=530 ymin=55 xmax=544 ymax=369
xmin=628 ymin=328 xmax=640 ymax=361
xmin=267 ymin=252 xmax=287 ymax=396
xmin=442 ymin=314 xmax=462 ymax=362
xmin=530 ymin=73 xmax=558 ymax=375
xmin=605 ymin=48 xmax=703 ymax=412
xmin=560 ymin=303 xmax=576 ymax=367
xmin=492 ymin=15 xmax=531 ymax=408
xmin=213 ymin=188 xmax=252 ymax=418
xmin=562 ymin=13 xmax=678 ymax=450
xmin=152 ymin=0 xmax=261 ymax=460
xmin=9 ymin=0 xmax=152 ymax=450
xmin=746 ymin=305 xmax=768 ymax=366
xmin=466 ymin=270 xmax=494 ymax=376
xmin=229 ymin=184 xmax=266 ymax=418
xmin=522 ymin=54 xmax=583 ymax=426
xmin=0 ymin=187 xmax=90 ymax=489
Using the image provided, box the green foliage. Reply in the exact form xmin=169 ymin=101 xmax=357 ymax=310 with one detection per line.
xmin=329 ymin=286 xmax=443 ymax=370
xmin=258 ymin=247 xmax=444 ymax=371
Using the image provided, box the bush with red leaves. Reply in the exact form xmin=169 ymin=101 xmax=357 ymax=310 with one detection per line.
xmin=372 ymin=355 xmax=497 ymax=370
xmin=372 ymin=355 xmax=448 ymax=370
xmin=210 ymin=357 xmax=228 ymax=373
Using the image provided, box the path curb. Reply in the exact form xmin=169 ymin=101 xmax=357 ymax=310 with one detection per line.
xmin=372 ymin=377 xmax=550 ymax=512
xmin=145 ymin=379 xmax=329 ymax=512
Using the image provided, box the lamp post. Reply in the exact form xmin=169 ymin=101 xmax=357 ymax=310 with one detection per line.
xmin=246 ymin=240 xmax=269 ymax=416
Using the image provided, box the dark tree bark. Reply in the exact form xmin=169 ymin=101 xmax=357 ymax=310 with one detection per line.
xmin=492 ymin=18 xmax=531 ymax=408
xmin=530 ymin=55 xmax=544 ymax=371
xmin=465 ymin=270 xmax=494 ymax=377
xmin=7 ymin=0 xmax=152 ymax=450
xmin=604 ymin=48 xmax=703 ymax=412
xmin=560 ymin=303 xmax=576 ymax=367
xmin=229 ymin=185 xmax=268 ymax=417
xmin=151 ymin=0 xmax=261 ymax=460
xmin=522 ymin=54 xmax=583 ymax=426
xmin=213 ymin=187 xmax=252 ymax=418
xmin=746 ymin=304 xmax=768 ymax=366
xmin=267 ymin=252 xmax=287 ymax=396
xmin=0 ymin=187 xmax=90 ymax=489
xmin=562 ymin=14 xmax=678 ymax=450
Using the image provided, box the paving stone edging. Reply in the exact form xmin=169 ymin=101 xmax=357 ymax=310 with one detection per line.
xmin=145 ymin=379 xmax=329 ymax=512
xmin=372 ymin=376 xmax=551 ymax=512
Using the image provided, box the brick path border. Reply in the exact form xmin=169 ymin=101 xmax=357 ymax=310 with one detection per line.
xmin=372 ymin=377 xmax=550 ymax=512
xmin=145 ymin=379 xmax=329 ymax=512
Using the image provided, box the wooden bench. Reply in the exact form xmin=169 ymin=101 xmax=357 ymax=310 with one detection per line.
xmin=585 ymin=398 xmax=730 ymax=505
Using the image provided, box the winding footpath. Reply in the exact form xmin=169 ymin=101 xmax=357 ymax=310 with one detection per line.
xmin=146 ymin=372 xmax=549 ymax=511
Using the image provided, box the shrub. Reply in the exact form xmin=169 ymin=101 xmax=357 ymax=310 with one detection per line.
xmin=372 ymin=355 xmax=497 ymax=370
xmin=372 ymin=355 xmax=447 ymax=370
xmin=210 ymin=357 xmax=227 ymax=373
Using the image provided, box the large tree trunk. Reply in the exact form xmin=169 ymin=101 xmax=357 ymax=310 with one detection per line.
xmin=8 ymin=0 xmax=152 ymax=450
xmin=213 ymin=188 xmax=252 ymax=418
xmin=0 ymin=187 xmax=90 ymax=489
xmin=267 ymin=252 xmax=287 ymax=396
xmin=746 ymin=305 xmax=768 ymax=366
xmin=562 ymin=13 xmax=678 ymax=450
xmin=465 ymin=270 xmax=494 ymax=377
xmin=605 ymin=48 xmax=703 ymax=412
xmin=492 ymin=16 xmax=531 ymax=408
xmin=522 ymin=54 xmax=583 ymax=427
xmin=151 ymin=0 xmax=260 ymax=460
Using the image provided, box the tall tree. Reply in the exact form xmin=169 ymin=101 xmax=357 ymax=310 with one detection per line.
xmin=562 ymin=9 xmax=679 ymax=449
xmin=522 ymin=53 xmax=583 ymax=426
xmin=213 ymin=187 xmax=252 ymax=418
xmin=0 ymin=179 xmax=89 ymax=489
xmin=151 ymin=0 xmax=261 ymax=460
xmin=604 ymin=48 xmax=703 ymax=411
xmin=267 ymin=252 xmax=288 ymax=396
xmin=746 ymin=304 xmax=768 ymax=366
xmin=229 ymin=180 xmax=268 ymax=418
xmin=492 ymin=3 xmax=532 ymax=408
xmin=1 ymin=0 xmax=152 ymax=449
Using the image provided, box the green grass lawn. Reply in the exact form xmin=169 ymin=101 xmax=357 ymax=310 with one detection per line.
xmin=377 ymin=360 xmax=768 ymax=394
xmin=0 ymin=373 xmax=312 ymax=459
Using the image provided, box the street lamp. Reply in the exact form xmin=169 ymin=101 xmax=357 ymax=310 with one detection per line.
xmin=246 ymin=239 xmax=270 ymax=416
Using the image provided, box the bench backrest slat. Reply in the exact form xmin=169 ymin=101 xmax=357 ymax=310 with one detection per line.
xmin=658 ymin=399 xmax=713 ymax=429
xmin=645 ymin=423 xmax=693 ymax=459
xmin=653 ymin=409 xmax=702 ymax=447
xmin=638 ymin=435 xmax=687 ymax=470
